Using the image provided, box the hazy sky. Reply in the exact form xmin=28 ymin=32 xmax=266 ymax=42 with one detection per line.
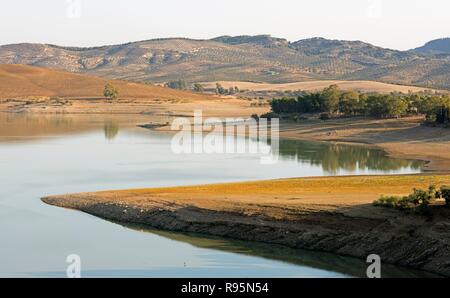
xmin=1 ymin=0 xmax=449 ymax=50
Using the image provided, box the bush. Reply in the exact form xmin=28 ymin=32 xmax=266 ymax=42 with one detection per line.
xmin=373 ymin=195 xmax=402 ymax=208
xmin=192 ymin=83 xmax=204 ymax=92
xmin=103 ymin=83 xmax=119 ymax=101
xmin=290 ymin=114 xmax=301 ymax=122
xmin=373 ymin=184 xmax=441 ymax=214
xmin=260 ymin=112 xmax=279 ymax=120
xmin=319 ymin=113 xmax=331 ymax=120
xmin=441 ymin=186 xmax=450 ymax=206
xmin=251 ymin=113 xmax=259 ymax=121
xmin=166 ymin=80 xmax=187 ymax=90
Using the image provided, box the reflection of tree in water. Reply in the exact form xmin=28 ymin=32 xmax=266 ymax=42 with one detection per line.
xmin=278 ymin=139 xmax=422 ymax=174
xmin=104 ymin=120 xmax=119 ymax=140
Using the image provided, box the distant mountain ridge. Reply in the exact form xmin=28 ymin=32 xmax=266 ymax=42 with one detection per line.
xmin=413 ymin=38 xmax=450 ymax=55
xmin=1 ymin=35 xmax=449 ymax=90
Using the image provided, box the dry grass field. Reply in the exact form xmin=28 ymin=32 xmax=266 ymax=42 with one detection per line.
xmin=0 ymin=64 xmax=268 ymax=117
xmin=201 ymin=80 xmax=442 ymax=94
xmin=44 ymin=174 xmax=450 ymax=219
xmin=0 ymin=64 xmax=214 ymax=100
xmin=42 ymin=173 xmax=450 ymax=276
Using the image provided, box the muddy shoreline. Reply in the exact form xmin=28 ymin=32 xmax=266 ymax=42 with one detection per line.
xmin=42 ymin=175 xmax=450 ymax=277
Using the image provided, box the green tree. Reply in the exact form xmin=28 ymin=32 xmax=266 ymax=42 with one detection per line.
xmin=321 ymin=84 xmax=341 ymax=114
xmin=103 ymin=83 xmax=119 ymax=101
xmin=440 ymin=186 xmax=450 ymax=206
xmin=193 ymin=83 xmax=204 ymax=92
xmin=339 ymin=91 xmax=361 ymax=115
xmin=367 ymin=95 xmax=407 ymax=118
xmin=386 ymin=96 xmax=408 ymax=118
xmin=215 ymin=83 xmax=226 ymax=95
xmin=166 ymin=80 xmax=187 ymax=90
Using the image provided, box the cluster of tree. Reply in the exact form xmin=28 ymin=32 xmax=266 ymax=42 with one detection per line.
xmin=165 ymin=80 xmax=187 ymax=90
xmin=269 ymin=85 xmax=450 ymax=122
xmin=374 ymin=184 xmax=450 ymax=214
xmin=215 ymin=83 xmax=240 ymax=95
xmin=192 ymin=83 xmax=204 ymax=92
xmin=164 ymin=81 xmax=243 ymax=95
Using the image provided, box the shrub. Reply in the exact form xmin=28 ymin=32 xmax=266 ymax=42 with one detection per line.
xmin=290 ymin=114 xmax=300 ymax=122
xmin=192 ymin=83 xmax=204 ymax=92
xmin=251 ymin=113 xmax=259 ymax=121
xmin=103 ymin=83 xmax=119 ymax=101
xmin=260 ymin=112 xmax=279 ymax=120
xmin=319 ymin=113 xmax=330 ymax=120
xmin=215 ymin=83 xmax=226 ymax=95
xmin=373 ymin=195 xmax=402 ymax=208
xmin=166 ymin=80 xmax=187 ymax=90
xmin=441 ymin=186 xmax=450 ymax=206
xmin=373 ymin=184 xmax=441 ymax=214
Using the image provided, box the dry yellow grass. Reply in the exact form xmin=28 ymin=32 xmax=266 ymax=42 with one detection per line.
xmin=0 ymin=64 xmax=214 ymax=100
xmin=42 ymin=174 xmax=450 ymax=276
xmin=201 ymin=80 xmax=442 ymax=94
xmin=0 ymin=64 xmax=269 ymax=117
xmin=44 ymin=174 xmax=450 ymax=220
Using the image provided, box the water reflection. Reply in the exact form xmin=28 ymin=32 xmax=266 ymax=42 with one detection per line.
xmin=121 ymin=223 xmax=439 ymax=278
xmin=0 ymin=113 xmax=423 ymax=174
xmin=0 ymin=113 xmax=426 ymax=277
xmin=278 ymin=139 xmax=422 ymax=175
xmin=104 ymin=120 xmax=119 ymax=140
xmin=0 ymin=113 xmax=159 ymax=141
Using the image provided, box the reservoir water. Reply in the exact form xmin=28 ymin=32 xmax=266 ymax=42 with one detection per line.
xmin=0 ymin=113 xmax=431 ymax=277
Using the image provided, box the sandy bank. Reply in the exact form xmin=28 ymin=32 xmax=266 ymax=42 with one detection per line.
xmin=42 ymin=174 xmax=450 ymax=276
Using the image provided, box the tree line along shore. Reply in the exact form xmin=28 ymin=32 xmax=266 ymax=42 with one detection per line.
xmin=262 ymin=85 xmax=450 ymax=125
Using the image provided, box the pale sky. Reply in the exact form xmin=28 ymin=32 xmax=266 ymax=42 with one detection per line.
xmin=1 ymin=0 xmax=449 ymax=50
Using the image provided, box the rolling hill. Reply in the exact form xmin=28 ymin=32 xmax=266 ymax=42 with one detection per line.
xmin=0 ymin=64 xmax=213 ymax=100
xmin=1 ymin=35 xmax=450 ymax=89
xmin=0 ymin=64 xmax=268 ymax=117
xmin=200 ymin=80 xmax=439 ymax=94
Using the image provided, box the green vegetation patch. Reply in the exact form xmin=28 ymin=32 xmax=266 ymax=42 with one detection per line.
xmin=266 ymin=85 xmax=450 ymax=124
xmin=374 ymin=185 xmax=450 ymax=214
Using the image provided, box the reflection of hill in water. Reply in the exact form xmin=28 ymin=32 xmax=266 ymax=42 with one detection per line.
xmin=0 ymin=113 xmax=153 ymax=142
xmin=120 ymin=222 xmax=437 ymax=278
xmin=278 ymin=139 xmax=423 ymax=174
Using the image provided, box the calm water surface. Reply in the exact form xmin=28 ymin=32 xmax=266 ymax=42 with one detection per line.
xmin=0 ymin=113 xmax=430 ymax=277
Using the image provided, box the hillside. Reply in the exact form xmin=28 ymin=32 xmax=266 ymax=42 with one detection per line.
xmin=413 ymin=38 xmax=450 ymax=55
xmin=0 ymin=64 xmax=268 ymax=117
xmin=0 ymin=64 xmax=212 ymax=100
xmin=201 ymin=80 xmax=439 ymax=94
xmin=1 ymin=35 xmax=450 ymax=89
